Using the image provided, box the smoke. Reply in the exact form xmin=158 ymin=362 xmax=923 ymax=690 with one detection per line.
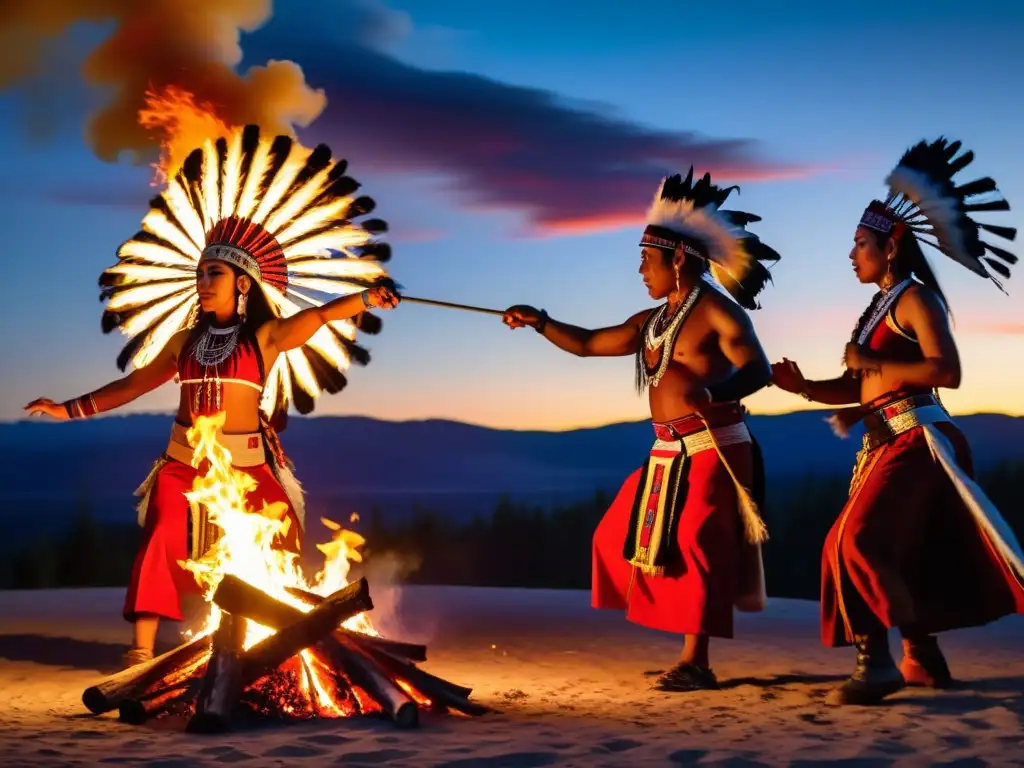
xmin=0 ymin=0 xmax=325 ymax=165
xmin=355 ymin=547 xmax=429 ymax=642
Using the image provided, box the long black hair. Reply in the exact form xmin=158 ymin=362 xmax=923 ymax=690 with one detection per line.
xmin=849 ymin=226 xmax=953 ymax=346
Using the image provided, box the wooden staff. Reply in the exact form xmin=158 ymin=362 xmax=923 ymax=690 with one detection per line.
xmin=400 ymin=296 xmax=505 ymax=317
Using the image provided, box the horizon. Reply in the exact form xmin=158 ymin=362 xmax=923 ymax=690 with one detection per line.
xmin=4 ymin=403 xmax=1021 ymax=435
xmin=2 ymin=0 xmax=1022 ymax=430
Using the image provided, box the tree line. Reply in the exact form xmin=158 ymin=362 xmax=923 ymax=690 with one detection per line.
xmin=3 ymin=462 xmax=1022 ymax=600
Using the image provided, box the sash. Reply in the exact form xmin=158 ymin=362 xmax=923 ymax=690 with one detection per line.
xmin=623 ymin=421 xmax=755 ymax=576
xmin=854 ymin=394 xmax=1024 ymax=586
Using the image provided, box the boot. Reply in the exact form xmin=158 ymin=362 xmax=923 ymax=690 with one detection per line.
xmin=900 ymin=635 xmax=954 ymax=688
xmin=826 ymin=634 xmax=905 ymax=706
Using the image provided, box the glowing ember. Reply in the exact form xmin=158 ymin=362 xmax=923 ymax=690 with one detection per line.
xmin=139 ymin=85 xmax=233 ymax=186
xmin=179 ymin=412 xmax=375 ymax=716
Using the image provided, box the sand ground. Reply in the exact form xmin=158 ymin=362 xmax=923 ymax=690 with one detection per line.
xmin=1 ymin=585 xmax=1022 ymax=767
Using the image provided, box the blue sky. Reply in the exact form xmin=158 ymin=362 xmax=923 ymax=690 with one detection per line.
xmin=1 ymin=0 xmax=1022 ymax=429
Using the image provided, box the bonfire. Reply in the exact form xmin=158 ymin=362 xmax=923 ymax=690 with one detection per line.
xmin=80 ymin=88 xmax=484 ymax=732
xmin=82 ymin=413 xmax=485 ymax=731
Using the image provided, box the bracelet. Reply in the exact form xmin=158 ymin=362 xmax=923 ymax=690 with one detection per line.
xmin=535 ymin=309 xmax=549 ymax=334
xmin=360 ymin=290 xmax=371 ymax=309
xmin=63 ymin=394 xmax=99 ymax=419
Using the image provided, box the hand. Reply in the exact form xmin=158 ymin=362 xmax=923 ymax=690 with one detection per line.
xmin=770 ymin=358 xmax=808 ymax=394
xmin=24 ymin=397 xmax=69 ymax=420
xmin=502 ymin=305 xmax=542 ymax=330
xmin=364 ymin=286 xmax=399 ymax=310
xmin=843 ymin=343 xmax=880 ymax=374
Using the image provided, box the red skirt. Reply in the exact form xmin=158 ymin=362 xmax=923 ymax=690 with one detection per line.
xmin=591 ymin=427 xmax=762 ymax=639
xmin=821 ymin=421 xmax=1024 ymax=646
xmin=123 ymin=459 xmax=302 ymax=622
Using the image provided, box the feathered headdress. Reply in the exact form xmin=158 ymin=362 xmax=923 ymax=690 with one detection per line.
xmin=859 ymin=137 xmax=1017 ymax=291
xmin=99 ymin=124 xmax=392 ymax=424
xmin=640 ymin=167 xmax=781 ymax=309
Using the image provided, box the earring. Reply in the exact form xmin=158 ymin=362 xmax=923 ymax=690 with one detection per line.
xmin=881 ymin=260 xmax=894 ymax=292
xmin=674 ymin=263 xmax=682 ymax=293
xmin=237 ymin=292 xmax=248 ymax=320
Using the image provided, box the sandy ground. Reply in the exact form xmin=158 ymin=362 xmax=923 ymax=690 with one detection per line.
xmin=1 ymin=584 xmax=1022 ymax=767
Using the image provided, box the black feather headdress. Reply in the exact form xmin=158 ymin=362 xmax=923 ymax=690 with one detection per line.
xmin=860 ymin=137 xmax=1017 ymax=291
xmin=640 ymin=167 xmax=781 ymax=310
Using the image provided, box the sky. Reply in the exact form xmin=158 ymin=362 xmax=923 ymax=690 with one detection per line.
xmin=0 ymin=0 xmax=1022 ymax=430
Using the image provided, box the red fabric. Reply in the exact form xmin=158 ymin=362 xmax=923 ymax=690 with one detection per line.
xmin=123 ymin=459 xmax=302 ymax=622
xmin=591 ymin=439 xmax=757 ymax=638
xmin=821 ymin=422 xmax=1024 ymax=647
xmin=864 ymin=304 xmax=923 ymax=363
xmin=178 ymin=335 xmax=264 ymax=416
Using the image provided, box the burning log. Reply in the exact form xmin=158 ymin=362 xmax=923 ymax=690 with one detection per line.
xmin=232 ymin=580 xmax=375 ymax=686
xmin=320 ymin=638 xmax=418 ymax=728
xmin=357 ymin=640 xmax=489 ymax=715
xmin=82 ymin=634 xmax=213 ymax=714
xmin=119 ymin=679 xmax=201 ymax=725
xmin=284 ymin=585 xmax=428 ymax=662
xmin=186 ymin=613 xmax=248 ymax=734
xmin=87 ymin=574 xmax=486 ymax=730
xmin=211 ymin=574 xmax=372 ymax=636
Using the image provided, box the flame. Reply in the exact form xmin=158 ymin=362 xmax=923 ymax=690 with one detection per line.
xmin=178 ymin=412 xmax=375 ymax=716
xmin=138 ymin=85 xmax=233 ymax=187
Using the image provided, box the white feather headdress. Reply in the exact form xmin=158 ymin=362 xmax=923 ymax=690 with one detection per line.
xmin=860 ymin=137 xmax=1017 ymax=291
xmin=640 ymin=168 xmax=780 ymax=309
xmin=98 ymin=124 xmax=393 ymax=425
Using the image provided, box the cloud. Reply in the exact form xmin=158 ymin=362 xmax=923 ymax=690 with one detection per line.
xmin=238 ymin=1 xmax=828 ymax=237
xmin=4 ymin=0 xmax=829 ymax=238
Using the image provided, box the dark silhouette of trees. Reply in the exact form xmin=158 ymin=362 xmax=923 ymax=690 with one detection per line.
xmin=2 ymin=466 xmax=1021 ymax=597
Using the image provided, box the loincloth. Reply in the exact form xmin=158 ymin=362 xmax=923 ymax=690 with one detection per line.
xmin=622 ymin=406 xmax=766 ymax=577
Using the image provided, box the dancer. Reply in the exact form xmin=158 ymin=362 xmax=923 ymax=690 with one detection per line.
xmin=25 ymin=126 xmax=398 ymax=667
xmin=771 ymin=137 xmax=1024 ymax=705
xmin=503 ymin=169 xmax=781 ymax=691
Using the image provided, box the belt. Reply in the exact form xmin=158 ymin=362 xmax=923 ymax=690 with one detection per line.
xmin=861 ymin=394 xmax=951 ymax=453
xmin=652 ymin=421 xmax=752 ymax=456
xmin=165 ymin=422 xmax=266 ymax=468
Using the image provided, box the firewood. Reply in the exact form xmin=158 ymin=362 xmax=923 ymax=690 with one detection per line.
xmin=211 ymin=574 xmax=372 ymax=636
xmin=284 ymin=585 xmax=428 ymax=662
xmin=118 ymin=678 xmax=202 ymax=725
xmin=233 ymin=579 xmax=374 ymax=687
xmin=82 ymin=634 xmax=212 ymax=714
xmin=319 ymin=638 xmax=418 ymax=728
xmin=186 ymin=613 xmax=248 ymax=734
xmin=348 ymin=636 xmax=492 ymax=717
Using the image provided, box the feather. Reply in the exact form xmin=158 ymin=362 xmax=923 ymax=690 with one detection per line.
xmin=978 ymin=223 xmax=1017 ymax=241
xmin=955 ymin=177 xmax=997 ymax=197
xmin=984 ymin=242 xmax=1018 ymax=265
xmin=643 ymin=167 xmax=780 ymax=308
xmin=97 ymin=124 xmax=393 ymax=425
xmin=983 ymin=257 xmax=1011 ymax=279
xmin=882 ymin=137 xmax=1017 ymax=290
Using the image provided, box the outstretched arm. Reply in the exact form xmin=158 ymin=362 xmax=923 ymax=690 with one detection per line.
xmin=772 ymin=360 xmax=862 ymax=406
xmin=503 ymin=305 xmax=650 ymax=357
xmin=263 ymin=286 xmax=399 ymax=356
xmin=24 ymin=329 xmax=186 ymax=420
xmin=704 ymin=298 xmax=772 ymax=403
